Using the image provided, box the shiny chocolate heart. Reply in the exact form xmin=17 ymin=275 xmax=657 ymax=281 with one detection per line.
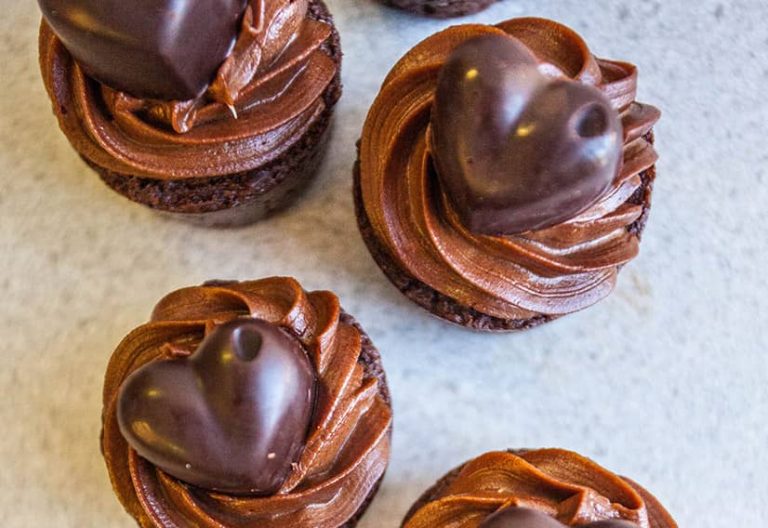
xmin=481 ymin=508 xmax=563 ymax=528
xmin=117 ymin=319 xmax=316 ymax=495
xmin=585 ymin=523 xmax=639 ymax=528
xmin=480 ymin=507 xmax=638 ymax=527
xmin=38 ymin=0 xmax=247 ymax=100
xmin=431 ymin=35 xmax=622 ymax=235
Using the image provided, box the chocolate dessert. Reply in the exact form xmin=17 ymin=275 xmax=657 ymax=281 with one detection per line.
xmin=402 ymin=449 xmax=678 ymax=527
xmin=101 ymin=278 xmax=392 ymax=527
xmin=379 ymin=0 xmax=497 ymax=19
xmin=39 ymin=0 xmax=342 ymax=226
xmin=355 ymin=18 xmax=661 ymax=331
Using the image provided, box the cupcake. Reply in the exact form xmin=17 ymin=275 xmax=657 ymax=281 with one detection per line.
xmin=380 ymin=0 xmax=497 ymax=19
xmin=38 ymin=0 xmax=342 ymax=227
xmin=403 ymin=449 xmax=678 ymax=527
xmin=101 ymin=278 xmax=392 ymax=527
xmin=355 ymin=18 xmax=661 ymax=331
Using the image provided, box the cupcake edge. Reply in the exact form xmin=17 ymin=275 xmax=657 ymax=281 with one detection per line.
xmin=336 ymin=311 xmax=393 ymax=528
xmin=353 ymin=135 xmax=657 ymax=332
xmin=379 ymin=0 xmax=498 ymax=18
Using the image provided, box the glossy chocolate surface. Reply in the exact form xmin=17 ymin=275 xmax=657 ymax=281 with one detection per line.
xmin=117 ymin=318 xmax=316 ymax=495
xmin=431 ymin=35 xmax=623 ymax=235
xmin=38 ymin=0 xmax=246 ymax=100
xmin=481 ymin=508 xmax=639 ymax=527
xmin=481 ymin=507 xmax=564 ymax=527
xmin=588 ymin=522 xmax=640 ymax=528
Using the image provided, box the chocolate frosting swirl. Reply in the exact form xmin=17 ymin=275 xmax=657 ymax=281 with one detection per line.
xmin=404 ymin=450 xmax=678 ymax=528
xmin=39 ymin=0 xmax=339 ymax=179
xmin=102 ymin=278 xmax=392 ymax=527
xmin=358 ymin=19 xmax=661 ymax=320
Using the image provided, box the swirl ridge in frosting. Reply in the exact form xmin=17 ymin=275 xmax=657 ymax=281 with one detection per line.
xmin=102 ymin=278 xmax=392 ymax=527
xmin=358 ymin=19 xmax=661 ymax=322
xmin=40 ymin=0 xmax=340 ymax=180
xmin=403 ymin=450 xmax=678 ymax=528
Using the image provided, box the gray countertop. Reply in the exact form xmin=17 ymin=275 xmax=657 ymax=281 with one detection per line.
xmin=1 ymin=0 xmax=766 ymax=526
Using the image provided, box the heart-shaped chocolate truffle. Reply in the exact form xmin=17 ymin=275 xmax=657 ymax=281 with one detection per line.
xmin=117 ymin=319 xmax=316 ymax=495
xmin=480 ymin=508 xmax=563 ymax=528
xmin=38 ymin=0 xmax=247 ymax=100
xmin=431 ymin=35 xmax=622 ymax=235
xmin=587 ymin=522 xmax=639 ymax=528
xmin=480 ymin=507 xmax=638 ymax=528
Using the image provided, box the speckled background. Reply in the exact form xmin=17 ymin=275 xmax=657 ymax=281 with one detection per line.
xmin=1 ymin=0 xmax=766 ymax=526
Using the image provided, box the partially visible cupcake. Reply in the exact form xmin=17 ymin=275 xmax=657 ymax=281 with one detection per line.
xmin=101 ymin=278 xmax=392 ymax=527
xmin=355 ymin=18 xmax=661 ymax=331
xmin=380 ymin=0 xmax=498 ymax=19
xmin=39 ymin=0 xmax=342 ymax=226
xmin=403 ymin=449 xmax=678 ymax=527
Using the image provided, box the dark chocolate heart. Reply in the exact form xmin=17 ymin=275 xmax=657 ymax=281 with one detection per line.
xmin=117 ymin=319 xmax=316 ymax=495
xmin=38 ymin=0 xmax=247 ymax=100
xmin=431 ymin=35 xmax=622 ymax=235
xmin=480 ymin=508 xmax=563 ymax=528
xmin=585 ymin=522 xmax=639 ymax=528
xmin=480 ymin=507 xmax=639 ymax=527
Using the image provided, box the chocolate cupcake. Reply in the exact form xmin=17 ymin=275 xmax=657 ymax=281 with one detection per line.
xmin=355 ymin=18 xmax=661 ymax=331
xmin=403 ymin=449 xmax=678 ymax=527
xmin=38 ymin=0 xmax=341 ymax=227
xmin=101 ymin=278 xmax=392 ymax=527
xmin=380 ymin=0 xmax=497 ymax=19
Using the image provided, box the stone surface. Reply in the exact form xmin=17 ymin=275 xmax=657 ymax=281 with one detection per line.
xmin=0 ymin=0 xmax=766 ymax=527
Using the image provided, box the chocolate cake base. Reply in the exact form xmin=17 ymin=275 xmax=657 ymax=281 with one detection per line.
xmin=353 ymin=133 xmax=656 ymax=332
xmin=379 ymin=0 xmax=497 ymax=18
xmin=92 ymin=0 xmax=342 ymax=228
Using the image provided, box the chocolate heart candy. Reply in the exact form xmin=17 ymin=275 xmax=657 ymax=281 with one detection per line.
xmin=480 ymin=507 xmax=638 ymax=527
xmin=117 ymin=319 xmax=316 ymax=495
xmin=431 ymin=35 xmax=622 ymax=235
xmin=480 ymin=507 xmax=563 ymax=528
xmin=38 ymin=0 xmax=247 ymax=100
xmin=586 ymin=522 xmax=639 ymax=528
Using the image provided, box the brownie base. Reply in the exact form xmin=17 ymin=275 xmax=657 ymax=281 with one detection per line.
xmin=91 ymin=0 xmax=343 ymax=228
xmin=379 ymin=0 xmax=497 ymax=18
xmin=353 ymin=132 xmax=656 ymax=332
